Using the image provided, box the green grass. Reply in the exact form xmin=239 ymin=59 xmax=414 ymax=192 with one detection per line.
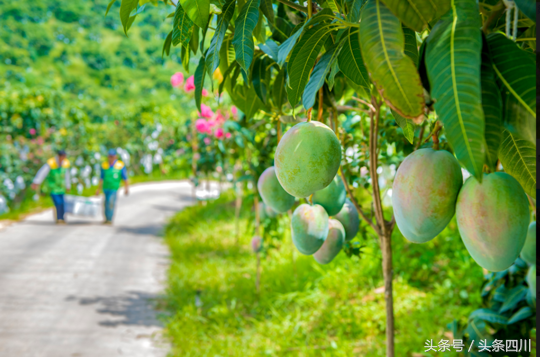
xmin=162 ymin=192 xmax=485 ymax=356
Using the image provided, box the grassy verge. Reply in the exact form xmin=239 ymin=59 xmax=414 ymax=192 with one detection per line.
xmin=162 ymin=191 xmax=484 ymax=356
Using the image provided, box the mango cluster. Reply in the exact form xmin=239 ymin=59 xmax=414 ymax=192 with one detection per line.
xmin=392 ymin=148 xmax=535 ymax=273
xmin=257 ymin=121 xmax=360 ymax=265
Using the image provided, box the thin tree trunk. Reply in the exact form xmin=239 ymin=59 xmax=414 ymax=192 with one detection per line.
xmin=381 ymin=230 xmax=394 ymax=357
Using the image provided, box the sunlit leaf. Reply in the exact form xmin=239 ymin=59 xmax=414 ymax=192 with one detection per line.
xmin=172 ymin=2 xmax=194 ymax=48
xmin=233 ymin=0 xmax=261 ymax=72
xmin=205 ymin=0 xmax=235 ymax=75
xmin=499 ymin=129 xmax=536 ymax=199
xmin=194 ymin=56 xmax=206 ymax=112
xmin=391 ymin=109 xmax=414 ymax=144
xmin=179 ymin=0 xmax=209 ymax=29
xmin=120 ymin=0 xmax=138 ymax=35
xmin=380 ymin=0 xmax=450 ymax=32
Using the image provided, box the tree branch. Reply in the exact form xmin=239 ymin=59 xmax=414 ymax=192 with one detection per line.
xmin=482 ymin=0 xmax=505 ymax=34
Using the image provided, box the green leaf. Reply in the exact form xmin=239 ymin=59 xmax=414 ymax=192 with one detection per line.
xmin=260 ymin=0 xmax=275 ymax=25
xmin=303 ymin=43 xmax=341 ymax=110
xmin=259 ymin=40 xmax=279 ymax=62
xmin=346 ymin=0 xmax=365 ymax=23
xmin=286 ymin=24 xmax=338 ymax=107
xmin=205 ymin=0 xmax=235 ymax=76
xmin=272 ymin=67 xmax=287 ymax=110
xmin=252 ymin=56 xmax=269 ymax=104
xmin=379 ymin=0 xmax=451 ymax=32
xmin=508 ymin=306 xmax=534 ymax=324
xmin=338 ymin=28 xmax=370 ymax=90
xmin=181 ymin=44 xmax=190 ymax=71
xmin=391 ymin=109 xmax=414 ymax=144
xmin=499 ymin=129 xmax=536 ymax=199
xmin=487 ymin=33 xmax=536 ymax=119
xmin=503 ymin=91 xmax=536 ymax=145
xmin=515 ymin=0 xmax=535 ymax=21
xmin=120 ymin=0 xmax=138 ymax=35
xmin=179 ymin=0 xmax=209 ymax=29
xmin=189 ymin=25 xmax=199 ymax=55
xmin=233 ymin=0 xmax=261 ymax=72
xmin=425 ymin=0 xmax=485 ymax=181
xmin=194 ymin=56 xmax=206 ymax=112
xmin=172 ymin=2 xmax=194 ymax=48
xmin=162 ymin=30 xmax=173 ymax=58
xmin=359 ymin=0 xmax=424 ymax=120
xmin=402 ymin=24 xmax=418 ymax=66
xmin=499 ymin=285 xmax=528 ymax=313
xmin=469 ymin=308 xmax=508 ymax=325
xmin=328 ymin=60 xmax=340 ymax=90
xmin=480 ymin=36 xmax=503 ymax=171
xmin=105 ymin=0 xmax=117 ymax=17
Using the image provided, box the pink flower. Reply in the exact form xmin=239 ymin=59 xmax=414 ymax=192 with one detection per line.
xmin=195 ymin=119 xmax=210 ymax=134
xmin=199 ymin=104 xmax=214 ymax=119
xmin=184 ymin=76 xmax=195 ymax=92
xmin=225 ymin=132 xmax=232 ymax=139
xmin=203 ymin=137 xmax=211 ymax=145
xmin=170 ymin=72 xmax=184 ymax=87
xmin=231 ymin=106 xmax=238 ymax=118
xmin=214 ymin=112 xmax=225 ymax=123
xmin=29 ymin=128 xmax=36 ymax=135
xmin=214 ymin=128 xmax=224 ymax=139
xmin=207 ymin=119 xmax=217 ymax=129
xmin=202 ymin=88 xmax=209 ymax=97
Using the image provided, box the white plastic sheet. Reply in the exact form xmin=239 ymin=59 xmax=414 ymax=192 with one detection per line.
xmin=64 ymin=195 xmax=102 ymax=217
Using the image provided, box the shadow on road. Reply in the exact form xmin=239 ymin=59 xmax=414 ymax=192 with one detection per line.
xmin=115 ymin=224 xmax=163 ymax=236
xmin=65 ymin=291 xmax=164 ymax=328
xmin=19 ymin=221 xmax=100 ymax=226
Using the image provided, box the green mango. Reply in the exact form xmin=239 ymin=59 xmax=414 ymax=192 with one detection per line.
xmin=527 ymin=265 xmax=536 ymax=299
xmin=275 ymin=121 xmax=341 ymax=198
xmin=456 ymin=172 xmax=529 ymax=272
xmin=257 ymin=166 xmax=295 ymax=213
xmin=314 ymin=219 xmax=345 ymax=265
xmin=392 ymin=148 xmax=463 ymax=243
xmin=521 ymin=221 xmax=536 ymax=265
xmin=312 ymin=175 xmax=346 ymax=216
xmin=259 ymin=202 xmax=278 ymax=220
xmin=334 ymin=198 xmax=360 ymax=241
xmin=291 ymin=204 xmax=329 ymax=255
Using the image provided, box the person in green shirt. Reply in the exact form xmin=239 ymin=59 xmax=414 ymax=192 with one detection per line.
xmin=95 ymin=149 xmax=129 ymax=224
xmin=31 ymin=149 xmax=71 ymax=224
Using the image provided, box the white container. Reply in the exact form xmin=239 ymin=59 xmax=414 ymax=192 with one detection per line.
xmin=64 ymin=195 xmax=102 ymax=217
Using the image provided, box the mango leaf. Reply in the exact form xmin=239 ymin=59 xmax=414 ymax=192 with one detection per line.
xmin=514 ymin=0 xmax=535 ymax=21
xmin=162 ymin=30 xmax=173 ymax=58
xmin=503 ymin=90 xmax=536 ymax=144
xmin=259 ymin=40 xmax=279 ymax=62
xmin=272 ymin=67 xmax=287 ymax=110
xmin=189 ymin=25 xmax=199 ymax=55
xmin=194 ymin=56 xmax=206 ymax=112
xmin=480 ymin=36 xmax=502 ymax=171
xmin=287 ymin=24 xmax=338 ymax=106
xmin=425 ymin=0 xmax=485 ymax=181
xmin=338 ymin=28 xmax=370 ymax=90
xmin=260 ymin=0 xmax=275 ymax=25
xmin=346 ymin=0 xmax=365 ymax=23
xmin=379 ymin=0 xmax=451 ymax=32
xmin=172 ymin=2 xmax=194 ymax=48
xmin=181 ymin=44 xmax=190 ymax=71
xmin=487 ymin=33 xmax=536 ymax=119
xmin=179 ymin=0 xmax=209 ymax=29
xmin=328 ymin=60 xmax=340 ymax=90
xmin=499 ymin=285 xmax=528 ymax=313
xmin=508 ymin=306 xmax=534 ymax=324
xmin=205 ymin=0 xmax=235 ymax=76
xmin=499 ymin=129 xmax=536 ymax=199
xmin=105 ymin=0 xmax=117 ymax=17
xmin=277 ymin=9 xmax=335 ymax=67
xmin=120 ymin=0 xmax=138 ymax=35
xmin=469 ymin=309 xmax=508 ymax=325
xmin=252 ymin=56 xmax=269 ymax=104
xmin=359 ymin=0 xmax=424 ymax=120
xmin=391 ymin=109 xmax=414 ymax=144
xmin=402 ymin=24 xmax=418 ymax=66
xmin=303 ymin=43 xmax=341 ymax=110
xmin=233 ymin=0 xmax=261 ymax=72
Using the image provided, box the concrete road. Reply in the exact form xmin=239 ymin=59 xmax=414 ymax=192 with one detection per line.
xmin=0 ymin=181 xmax=197 ymax=357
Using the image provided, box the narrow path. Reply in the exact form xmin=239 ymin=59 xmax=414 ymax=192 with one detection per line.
xmin=0 ymin=181 xmax=196 ymax=357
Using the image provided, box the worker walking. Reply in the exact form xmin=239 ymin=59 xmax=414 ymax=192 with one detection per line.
xmin=31 ymin=150 xmax=71 ymax=224
xmin=95 ymin=149 xmax=129 ymax=224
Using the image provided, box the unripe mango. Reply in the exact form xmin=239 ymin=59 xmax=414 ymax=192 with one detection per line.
xmin=312 ymin=175 xmax=346 ymax=216
xmin=257 ymin=166 xmax=295 ymax=213
xmin=392 ymin=148 xmax=462 ymax=243
xmin=259 ymin=202 xmax=278 ymax=220
xmin=520 ymin=222 xmax=536 ymax=265
xmin=334 ymin=198 xmax=360 ymax=241
xmin=275 ymin=121 xmax=341 ymax=198
xmin=527 ymin=265 xmax=536 ymax=298
xmin=456 ymin=172 xmax=529 ymax=272
xmin=314 ymin=219 xmax=345 ymax=264
xmin=291 ymin=204 xmax=329 ymax=255
xmin=251 ymin=236 xmax=263 ymax=253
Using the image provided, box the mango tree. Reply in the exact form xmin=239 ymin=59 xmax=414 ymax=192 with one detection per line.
xmin=108 ymin=0 xmax=536 ymax=354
